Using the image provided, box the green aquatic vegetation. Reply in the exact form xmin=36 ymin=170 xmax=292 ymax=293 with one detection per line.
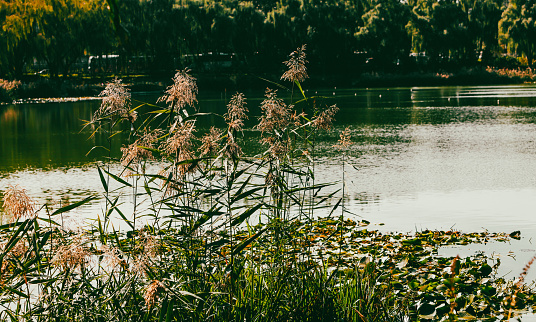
xmin=0 ymin=205 xmax=535 ymax=320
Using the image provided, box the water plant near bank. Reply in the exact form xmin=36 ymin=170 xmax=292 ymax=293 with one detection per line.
xmin=1 ymin=47 xmax=536 ymax=322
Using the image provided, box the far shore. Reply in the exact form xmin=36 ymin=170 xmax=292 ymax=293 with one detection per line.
xmin=1 ymin=67 xmax=535 ymax=103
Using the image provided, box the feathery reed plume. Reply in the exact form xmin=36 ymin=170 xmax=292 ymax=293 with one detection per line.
xmin=51 ymin=234 xmax=90 ymax=270
xmin=129 ymin=230 xmax=158 ymax=276
xmin=449 ymin=255 xmax=460 ymax=276
xmin=222 ymin=93 xmax=248 ymax=159
xmin=264 ymin=171 xmax=276 ymax=188
xmin=518 ymin=254 xmax=536 ymax=286
xmin=261 ymin=136 xmax=291 ymax=161
xmin=445 ymin=255 xmax=461 ymax=314
xmin=137 ymin=229 xmax=159 ymax=258
xmin=158 ymin=69 xmax=198 ymax=112
xmin=1 ymin=239 xmax=28 ymax=259
xmin=291 ymin=110 xmax=305 ymax=127
xmin=3 ymin=185 xmax=35 ymax=222
xmin=256 ymin=88 xmax=292 ymax=134
xmin=199 ymin=126 xmax=222 ymax=157
xmin=281 ymin=45 xmax=308 ymax=83
xmin=509 ymin=254 xmax=536 ymax=315
xmin=161 ymin=122 xmax=196 ymax=176
xmin=224 ymin=92 xmax=248 ymax=132
xmin=120 ymin=130 xmax=161 ymax=175
xmin=99 ymin=244 xmax=127 ymax=272
xmin=334 ymin=127 xmax=352 ymax=150
xmin=144 ymin=280 xmax=164 ymax=309
xmin=159 ymin=122 xmax=197 ymax=195
xmin=130 ymin=253 xmax=150 ymax=277
xmin=161 ymin=122 xmax=195 ymax=158
xmin=312 ymin=104 xmax=339 ymax=130
xmin=95 ymin=78 xmax=134 ymax=120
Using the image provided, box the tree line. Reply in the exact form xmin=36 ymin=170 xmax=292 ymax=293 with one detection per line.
xmin=0 ymin=0 xmax=534 ymax=80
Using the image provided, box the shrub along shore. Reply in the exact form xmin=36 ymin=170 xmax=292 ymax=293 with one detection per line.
xmin=1 ymin=47 xmax=536 ymax=321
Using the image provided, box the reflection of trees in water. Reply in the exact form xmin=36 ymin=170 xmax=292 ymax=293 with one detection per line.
xmin=1 ymin=107 xmax=18 ymax=122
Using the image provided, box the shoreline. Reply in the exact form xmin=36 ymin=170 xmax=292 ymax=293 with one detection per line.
xmin=1 ymin=68 xmax=535 ymax=103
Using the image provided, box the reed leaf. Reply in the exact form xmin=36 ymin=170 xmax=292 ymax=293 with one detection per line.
xmin=51 ymin=196 xmax=96 ymax=217
xmin=190 ymin=207 xmax=225 ymax=233
xmin=97 ymin=164 xmax=109 ymax=193
xmin=231 ymin=203 xmax=263 ymax=227
xmin=101 ymin=167 xmax=133 ymax=188
xmin=232 ymin=227 xmax=267 ymax=256
xmin=230 ymin=186 xmax=264 ymax=205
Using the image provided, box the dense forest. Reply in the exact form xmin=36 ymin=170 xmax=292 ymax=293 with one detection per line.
xmin=0 ymin=0 xmax=535 ymax=80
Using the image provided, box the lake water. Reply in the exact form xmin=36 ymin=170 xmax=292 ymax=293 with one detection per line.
xmin=0 ymin=85 xmax=536 ymax=230
xmin=2 ymin=85 xmax=536 ymax=278
xmin=2 ymin=85 xmax=536 ymax=230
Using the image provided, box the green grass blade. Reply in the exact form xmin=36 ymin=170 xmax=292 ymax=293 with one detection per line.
xmin=97 ymin=164 xmax=109 ymax=193
xmin=231 ymin=186 xmax=264 ymax=204
xmin=294 ymin=79 xmax=307 ymax=100
xmin=231 ymin=203 xmax=263 ymax=227
xmin=0 ymin=222 xmax=23 ymax=231
xmin=1 ymin=219 xmax=33 ymax=261
xmin=158 ymin=297 xmax=169 ymax=322
xmin=328 ymin=198 xmax=342 ymax=218
xmin=102 ymin=198 xmax=134 ymax=230
xmin=232 ymin=227 xmax=267 ymax=255
xmin=190 ymin=208 xmax=225 ymax=233
xmin=165 ymin=298 xmax=174 ymax=322
xmin=4 ymin=286 xmax=29 ymax=298
xmin=37 ymin=216 xmax=59 ymax=226
xmin=101 ymin=167 xmax=133 ymax=188
xmin=51 ymin=196 xmax=96 ymax=216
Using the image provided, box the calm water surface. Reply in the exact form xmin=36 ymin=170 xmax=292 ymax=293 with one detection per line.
xmin=1 ymin=84 xmax=536 ymax=247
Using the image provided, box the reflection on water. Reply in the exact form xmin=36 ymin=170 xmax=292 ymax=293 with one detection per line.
xmin=1 ymin=84 xmax=536 ymax=235
xmin=0 ymin=100 xmax=129 ymax=170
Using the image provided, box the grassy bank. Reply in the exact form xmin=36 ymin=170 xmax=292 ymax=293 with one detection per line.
xmin=1 ymin=47 xmax=536 ymax=321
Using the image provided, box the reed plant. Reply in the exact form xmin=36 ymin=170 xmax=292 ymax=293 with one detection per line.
xmin=10 ymin=46 xmax=536 ymax=321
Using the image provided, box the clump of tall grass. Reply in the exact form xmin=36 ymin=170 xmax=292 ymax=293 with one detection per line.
xmin=0 ymin=46 xmax=410 ymax=321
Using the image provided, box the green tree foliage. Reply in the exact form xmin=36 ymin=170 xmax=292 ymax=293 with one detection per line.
xmin=464 ymin=0 xmax=503 ymax=65
xmin=0 ymin=0 xmax=44 ymax=78
xmin=0 ymin=0 xmax=534 ymax=80
xmin=232 ymin=3 xmax=265 ymax=67
xmin=36 ymin=0 xmax=111 ymax=77
xmin=499 ymin=0 xmax=536 ymax=67
xmin=0 ymin=0 xmax=111 ymax=78
xmin=356 ymin=0 xmax=411 ymax=69
xmin=408 ymin=0 xmax=472 ymax=68
xmin=304 ymin=0 xmax=362 ymax=76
